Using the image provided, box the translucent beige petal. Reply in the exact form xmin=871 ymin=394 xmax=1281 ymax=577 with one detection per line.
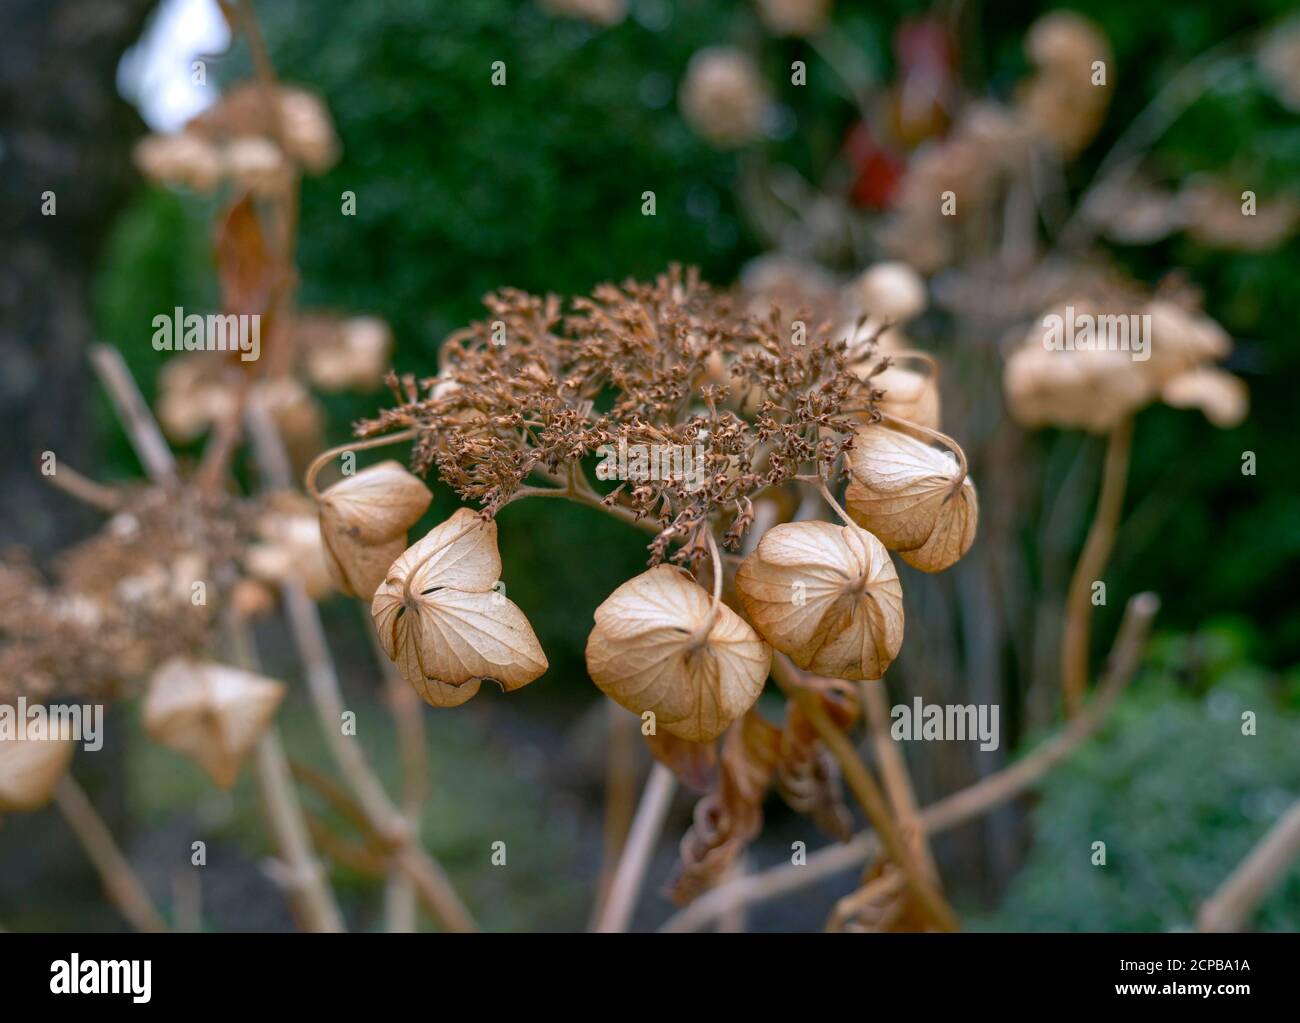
xmin=585 ymin=565 xmax=771 ymax=743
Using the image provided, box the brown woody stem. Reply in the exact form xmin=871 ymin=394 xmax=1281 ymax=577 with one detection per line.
xmin=663 ymin=592 xmax=1159 ymax=932
xmin=54 ymin=776 xmax=169 ymax=933
xmin=771 ymin=655 xmax=960 ymax=932
xmin=591 ymin=762 xmax=677 ymax=933
xmin=304 ymin=428 xmax=419 ymax=500
xmin=1062 ymin=416 xmax=1133 ymax=718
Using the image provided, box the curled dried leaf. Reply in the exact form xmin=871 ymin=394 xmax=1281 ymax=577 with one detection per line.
xmin=775 ymin=678 xmax=858 ymax=840
xmin=585 ymin=564 xmax=772 ymax=743
xmin=142 ymin=657 xmax=285 ymax=789
xmin=736 ymin=521 xmax=904 ymax=681
xmin=371 ymin=509 xmax=548 ymax=707
xmin=845 ymin=424 xmax=978 ymax=572
xmin=667 ymin=711 xmax=781 ymax=904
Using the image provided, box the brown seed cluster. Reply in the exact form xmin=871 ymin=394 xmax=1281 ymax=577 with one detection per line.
xmin=357 ymin=266 xmax=873 ymax=564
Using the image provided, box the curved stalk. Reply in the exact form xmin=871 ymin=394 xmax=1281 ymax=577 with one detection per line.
xmin=878 ymin=411 xmax=969 ymax=492
xmin=54 ymin=777 xmax=169 ymax=933
xmin=304 ymin=428 xmax=419 ymax=499
xmin=771 ymin=656 xmax=960 ymax=932
xmin=1062 ymin=416 xmax=1133 ymax=718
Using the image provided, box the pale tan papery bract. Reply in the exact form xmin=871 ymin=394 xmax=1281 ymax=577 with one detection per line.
xmin=0 ymin=725 xmax=76 ymax=812
xmin=736 ymin=521 xmax=904 ymax=681
xmin=371 ymin=509 xmax=548 ymax=707
xmin=585 ymin=564 xmax=771 ymax=742
xmin=860 ymin=362 xmax=941 ymax=431
xmin=318 ymin=460 xmax=433 ymax=599
xmin=1161 ymin=366 xmax=1249 ymax=428
xmin=142 ymin=657 xmax=285 ymax=789
xmin=845 ymin=424 xmax=978 ymax=573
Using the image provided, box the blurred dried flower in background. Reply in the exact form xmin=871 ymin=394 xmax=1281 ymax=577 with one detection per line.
xmin=680 ymin=47 xmax=770 ymax=149
xmin=143 ymin=658 xmax=285 ymax=789
xmin=755 ymin=0 xmax=831 ymax=39
xmin=1258 ymin=16 xmax=1300 ymax=112
xmin=0 ymin=727 xmax=75 ymax=813
xmin=539 ymin=0 xmax=626 ymax=27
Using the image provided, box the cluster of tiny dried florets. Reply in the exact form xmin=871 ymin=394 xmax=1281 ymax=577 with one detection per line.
xmin=0 ymin=482 xmax=323 ymax=706
xmin=356 ymin=266 xmax=872 ymax=563
xmin=0 ymin=487 xmax=228 ymax=703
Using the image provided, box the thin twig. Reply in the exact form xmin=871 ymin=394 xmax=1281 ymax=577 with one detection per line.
xmin=588 ymin=702 xmax=640 ymax=927
xmin=662 ymin=593 xmax=1159 ymax=931
xmin=592 ymin=762 xmax=677 ymax=933
xmin=1063 ymin=416 xmax=1133 ymax=717
xmin=54 ymin=776 xmax=169 ymax=933
xmin=1198 ymin=798 xmax=1300 ymax=932
xmin=245 ymin=397 xmax=477 ymax=933
xmin=227 ymin=615 xmax=346 ymax=932
xmin=89 ymin=342 xmax=344 ymax=932
xmin=772 ymin=656 xmax=959 ymax=932
xmin=364 ymin=604 xmax=427 ymax=933
xmin=42 ymin=462 xmax=122 ymax=513
xmin=860 ymin=678 xmax=938 ymax=880
xmin=89 ymin=345 xmax=178 ymax=484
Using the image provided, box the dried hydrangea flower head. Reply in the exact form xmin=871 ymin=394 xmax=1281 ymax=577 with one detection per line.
xmin=680 ymin=48 xmax=770 ymax=149
xmin=1017 ymin=11 xmax=1113 ymax=156
xmin=845 ymin=422 xmax=978 ymax=573
xmin=0 ymin=484 xmax=252 ymax=705
xmin=244 ymin=491 xmax=334 ymax=600
xmin=344 ymin=268 xmax=933 ymax=731
xmin=0 ymin=723 xmax=76 ymax=813
xmin=539 ymin=0 xmax=626 ymax=26
xmin=736 ymin=520 xmax=903 ymax=680
xmin=585 ymin=564 xmax=771 ymax=742
xmin=1003 ymin=296 xmax=1246 ymax=433
xmin=372 ymin=509 xmax=547 ymax=707
xmin=303 ymin=315 xmax=394 ymax=393
xmin=143 ymin=658 xmax=285 ymax=789
xmin=315 ymin=460 xmax=433 ymax=599
xmin=756 ymin=0 xmax=831 ymax=38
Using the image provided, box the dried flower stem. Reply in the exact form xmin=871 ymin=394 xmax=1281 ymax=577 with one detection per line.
xmin=1062 ymin=415 xmax=1133 ymax=717
xmin=1198 ymin=797 xmax=1300 ymax=932
xmin=879 ymin=411 xmax=969 ymax=490
xmin=89 ymin=345 xmax=179 ymax=485
xmin=592 ymin=762 xmax=677 ymax=933
xmin=589 ymin=702 xmax=641 ymax=926
xmin=663 ymin=592 xmax=1159 ymax=932
xmin=771 ymin=655 xmax=959 ymax=932
xmin=89 ymin=342 xmax=344 ymax=932
xmin=304 ymin=429 xmax=419 ymax=499
xmin=860 ymin=677 xmax=939 ymax=880
xmin=43 ymin=462 xmax=122 ymax=512
xmin=246 ymin=398 xmax=477 ymax=932
xmin=53 ymin=776 xmax=169 ymax=933
xmin=363 ymin=604 xmax=427 ymax=933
